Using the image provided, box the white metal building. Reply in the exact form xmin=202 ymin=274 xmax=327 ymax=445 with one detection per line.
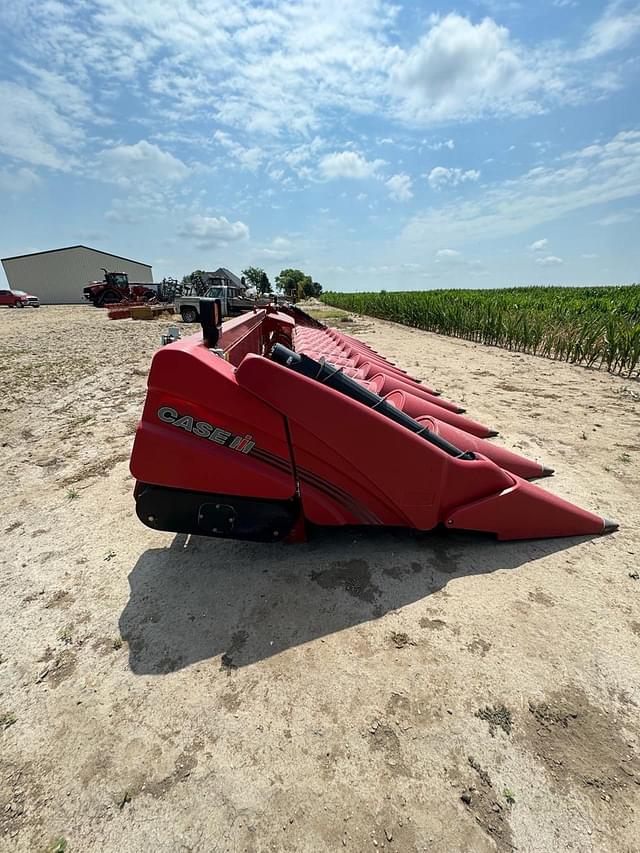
xmin=1 ymin=245 xmax=153 ymax=304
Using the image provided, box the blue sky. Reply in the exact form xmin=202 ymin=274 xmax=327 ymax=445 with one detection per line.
xmin=1 ymin=0 xmax=639 ymax=291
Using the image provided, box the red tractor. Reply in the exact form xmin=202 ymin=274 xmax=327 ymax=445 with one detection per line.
xmin=83 ymin=269 xmax=157 ymax=307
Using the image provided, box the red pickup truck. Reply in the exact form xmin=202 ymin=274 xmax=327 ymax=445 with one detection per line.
xmin=0 ymin=288 xmax=40 ymax=308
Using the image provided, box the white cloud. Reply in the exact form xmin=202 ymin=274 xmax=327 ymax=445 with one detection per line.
xmin=3 ymin=0 xmax=638 ymax=178
xmin=103 ymin=0 xmax=396 ymax=135
xmin=390 ymin=8 xmax=640 ymax=125
xmin=0 ymin=81 xmax=79 ymax=169
xmin=177 ymin=214 xmax=249 ymax=249
xmin=566 ymin=130 xmax=640 ymax=160
xmin=386 ymin=173 xmax=413 ymax=201
xmin=0 ymin=166 xmax=41 ymax=193
xmin=427 ymin=166 xmax=480 ymax=189
xmin=104 ymin=188 xmax=175 ymax=224
xmin=15 ymin=63 xmax=92 ymax=122
xmin=535 ymin=255 xmax=563 ymax=266
xmin=213 ymin=130 xmax=263 ymax=171
xmin=278 ymin=137 xmax=327 ymax=180
xmin=404 ymin=130 xmax=640 ymax=246
xmin=282 ymin=138 xmax=325 ymax=168
xmin=433 ymin=248 xmax=490 ymax=276
xmin=320 ymin=151 xmax=385 ymax=180
xmin=392 ymin=14 xmax=544 ymax=123
xmin=580 ymin=1 xmax=640 ymax=59
xmin=581 ymin=253 xmax=599 ymax=259
xmin=255 ymin=237 xmax=293 ymax=260
xmin=424 ymin=138 xmax=455 ymax=150
xmin=97 ymin=140 xmax=189 ymax=187
xmin=529 ymin=238 xmax=548 ymax=251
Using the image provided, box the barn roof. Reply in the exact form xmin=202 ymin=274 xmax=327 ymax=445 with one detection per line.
xmin=1 ymin=245 xmax=152 ymax=268
xmin=205 ymin=268 xmax=245 ymax=289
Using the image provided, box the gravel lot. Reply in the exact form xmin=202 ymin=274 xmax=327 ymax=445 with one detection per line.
xmin=1 ymin=305 xmax=639 ymax=852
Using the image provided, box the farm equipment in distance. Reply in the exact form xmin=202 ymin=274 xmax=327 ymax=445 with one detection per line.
xmin=83 ymin=270 xmax=182 ymax=307
xmin=129 ymin=301 xmax=618 ymax=544
xmin=174 ymin=284 xmax=263 ymax=323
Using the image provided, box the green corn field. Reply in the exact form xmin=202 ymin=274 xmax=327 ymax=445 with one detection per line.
xmin=321 ymin=285 xmax=640 ymax=377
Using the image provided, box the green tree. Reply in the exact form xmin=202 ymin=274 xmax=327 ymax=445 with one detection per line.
xmin=242 ymin=266 xmax=267 ymax=292
xmin=259 ymin=271 xmax=272 ymax=295
xmin=305 ymin=280 xmax=323 ymax=297
xmin=275 ymin=268 xmax=313 ymax=301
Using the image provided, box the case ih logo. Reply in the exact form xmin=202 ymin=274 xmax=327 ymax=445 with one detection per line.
xmin=157 ymin=406 xmax=255 ymax=453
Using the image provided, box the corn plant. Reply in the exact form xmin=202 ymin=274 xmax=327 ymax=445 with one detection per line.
xmin=321 ymin=284 xmax=640 ymax=377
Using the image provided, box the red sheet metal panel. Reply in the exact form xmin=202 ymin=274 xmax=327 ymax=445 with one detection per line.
xmin=130 ymin=334 xmax=295 ymax=499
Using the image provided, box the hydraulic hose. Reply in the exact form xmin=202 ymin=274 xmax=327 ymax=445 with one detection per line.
xmin=270 ymin=344 xmax=475 ymax=460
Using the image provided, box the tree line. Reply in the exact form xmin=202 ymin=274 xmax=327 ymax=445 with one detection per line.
xmin=181 ymin=266 xmax=322 ymax=301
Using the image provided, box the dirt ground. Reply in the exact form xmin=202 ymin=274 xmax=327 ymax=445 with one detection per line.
xmin=1 ymin=304 xmax=639 ymax=853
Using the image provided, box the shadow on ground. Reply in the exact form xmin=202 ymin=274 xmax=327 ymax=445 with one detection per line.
xmin=119 ymin=526 xmax=587 ymax=675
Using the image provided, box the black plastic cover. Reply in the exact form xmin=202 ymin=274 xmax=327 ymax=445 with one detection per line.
xmin=136 ymin=483 xmax=300 ymax=542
